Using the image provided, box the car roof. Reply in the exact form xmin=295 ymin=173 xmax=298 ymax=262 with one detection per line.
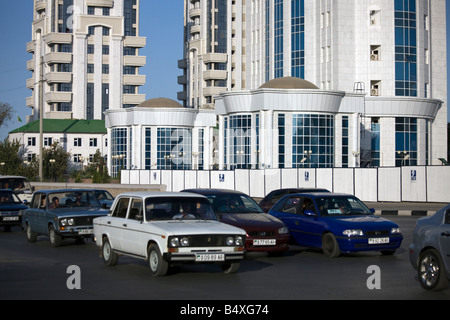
xmin=35 ymin=189 xmax=98 ymax=193
xmin=182 ymin=188 xmax=248 ymax=196
xmin=288 ymin=192 xmax=353 ymax=198
xmin=116 ymin=191 xmax=208 ymax=198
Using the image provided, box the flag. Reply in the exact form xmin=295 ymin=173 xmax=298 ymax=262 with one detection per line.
xmin=17 ymin=115 xmax=22 ymax=122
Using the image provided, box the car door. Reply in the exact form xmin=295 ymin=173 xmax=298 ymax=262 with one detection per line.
xmin=439 ymin=209 xmax=450 ymax=271
xmin=32 ymin=193 xmax=48 ymax=235
xmin=121 ymin=198 xmax=146 ymax=257
xmin=272 ymin=195 xmax=303 ymax=243
xmin=106 ymin=196 xmax=130 ymax=252
xmin=292 ymin=196 xmax=323 ymax=247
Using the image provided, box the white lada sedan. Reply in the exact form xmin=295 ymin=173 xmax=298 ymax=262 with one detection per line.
xmin=93 ymin=192 xmax=246 ymax=276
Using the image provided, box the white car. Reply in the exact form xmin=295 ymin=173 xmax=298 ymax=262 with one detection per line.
xmin=93 ymin=192 xmax=247 ymax=276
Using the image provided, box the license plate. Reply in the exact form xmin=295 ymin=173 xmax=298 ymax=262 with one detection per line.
xmin=2 ymin=217 xmax=19 ymax=221
xmin=78 ymin=229 xmax=93 ymax=235
xmin=195 ymin=253 xmax=225 ymax=262
xmin=253 ymin=239 xmax=276 ymax=246
xmin=368 ymin=237 xmax=389 ymax=244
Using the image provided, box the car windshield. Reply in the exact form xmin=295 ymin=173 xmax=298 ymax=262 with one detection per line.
xmin=0 ymin=177 xmax=32 ymax=193
xmin=48 ymin=191 xmax=101 ymax=209
xmin=145 ymin=197 xmax=217 ymax=221
xmin=94 ymin=190 xmax=114 ymax=200
xmin=206 ymin=194 xmax=264 ymax=214
xmin=0 ymin=191 xmax=22 ymax=204
xmin=315 ymin=195 xmax=373 ymax=216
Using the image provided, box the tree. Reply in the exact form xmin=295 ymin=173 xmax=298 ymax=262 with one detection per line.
xmin=81 ymin=150 xmax=110 ymax=183
xmin=0 ymin=103 xmax=13 ymax=128
xmin=42 ymin=142 xmax=71 ymax=182
xmin=0 ymin=138 xmax=38 ymax=180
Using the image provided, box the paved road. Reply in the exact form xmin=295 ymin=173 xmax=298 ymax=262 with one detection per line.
xmin=0 ymin=215 xmax=448 ymax=304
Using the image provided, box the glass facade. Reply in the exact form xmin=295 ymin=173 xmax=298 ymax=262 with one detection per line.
xmin=395 ymin=117 xmax=417 ymax=166
xmin=292 ymin=114 xmax=334 ymax=168
xmin=157 ymin=128 xmax=192 ymax=170
xmin=291 ymin=0 xmax=305 ymax=79
xmin=228 ymin=115 xmax=252 ymax=169
xmin=265 ymin=0 xmax=271 ymax=82
xmin=394 ymin=0 xmax=417 ymax=97
xmin=342 ymin=116 xmax=349 ymax=167
xmin=371 ymin=119 xmax=381 ymax=167
xmin=274 ymin=0 xmax=284 ymax=78
xmin=111 ymin=128 xmax=128 ymax=177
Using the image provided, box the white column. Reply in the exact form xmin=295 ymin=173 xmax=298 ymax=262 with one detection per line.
xmin=218 ymin=115 xmax=225 ymax=169
xmin=109 ymin=35 xmax=123 ymax=110
xmin=72 ymin=33 xmax=87 ymax=119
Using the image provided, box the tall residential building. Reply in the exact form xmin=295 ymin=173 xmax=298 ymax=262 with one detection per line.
xmin=178 ymin=0 xmax=447 ymax=166
xmin=26 ymin=0 xmax=147 ymax=123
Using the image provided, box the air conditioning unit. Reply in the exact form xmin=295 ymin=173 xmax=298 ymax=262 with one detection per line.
xmin=370 ymin=54 xmax=378 ymax=61
xmin=371 ymin=89 xmax=379 ymax=96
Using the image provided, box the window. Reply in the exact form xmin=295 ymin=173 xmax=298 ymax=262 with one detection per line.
xmin=74 ymin=138 xmax=82 ymax=147
xmin=73 ymin=154 xmax=82 ymax=163
xmin=44 ymin=137 xmax=53 ymax=147
xmin=28 ymin=137 xmax=36 ymax=146
xmin=292 ymin=114 xmax=334 ymax=168
xmin=112 ymin=197 xmax=130 ymax=218
xmin=370 ymin=80 xmax=381 ymax=96
xmin=370 ymin=45 xmax=380 ymax=61
xmin=87 ymin=64 xmax=94 ymax=74
xmin=395 ymin=117 xmax=417 ymax=166
xmin=89 ymin=138 xmax=97 ymax=147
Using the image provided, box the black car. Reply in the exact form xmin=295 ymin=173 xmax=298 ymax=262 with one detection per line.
xmin=259 ymin=188 xmax=330 ymax=212
xmin=183 ymin=189 xmax=290 ymax=254
xmin=0 ymin=189 xmax=28 ymax=231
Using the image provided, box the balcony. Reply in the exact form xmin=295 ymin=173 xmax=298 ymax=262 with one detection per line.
xmin=35 ymin=0 xmax=47 ymax=12
xmin=123 ymin=75 xmax=146 ymax=86
xmin=123 ymin=94 xmax=146 ymax=105
xmin=45 ymin=33 xmax=72 ymax=45
xmin=203 ymin=70 xmax=227 ymax=81
xmin=26 ymin=96 xmax=35 ymax=108
xmin=124 ymin=36 xmax=147 ymax=48
xmin=46 ymin=72 xmax=72 ymax=84
xmin=27 ymin=59 xmax=35 ymax=71
xmin=123 ymin=55 xmax=146 ymax=67
xmin=203 ymin=53 xmax=228 ymax=64
xmin=26 ymin=41 xmax=35 ymax=53
xmin=26 ymin=78 xmax=35 ymax=89
xmin=45 ymin=92 xmax=72 ymax=104
xmin=190 ymin=25 xmax=201 ymax=35
xmin=85 ymin=0 xmax=113 ymax=7
xmin=189 ymin=8 xmax=201 ymax=19
xmin=45 ymin=52 xmax=72 ymax=65
xmin=177 ymin=75 xmax=187 ymax=85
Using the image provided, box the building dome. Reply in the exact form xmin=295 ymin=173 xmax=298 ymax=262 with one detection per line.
xmin=259 ymin=77 xmax=319 ymax=90
xmin=137 ymin=97 xmax=183 ymax=108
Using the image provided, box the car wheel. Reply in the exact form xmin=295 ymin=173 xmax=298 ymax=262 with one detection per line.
xmin=322 ymin=233 xmax=341 ymax=258
xmin=418 ymin=248 xmax=448 ymax=291
xmin=102 ymin=238 xmax=118 ymax=266
xmin=148 ymin=244 xmax=169 ymax=277
xmin=48 ymin=225 xmax=62 ymax=247
xmin=26 ymin=223 xmax=37 ymax=242
xmin=221 ymin=261 xmax=241 ymax=274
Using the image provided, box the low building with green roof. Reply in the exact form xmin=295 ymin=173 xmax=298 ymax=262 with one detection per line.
xmin=8 ymin=119 xmax=107 ymax=166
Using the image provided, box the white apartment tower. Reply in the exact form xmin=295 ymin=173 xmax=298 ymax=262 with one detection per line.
xmin=179 ymin=0 xmax=447 ymax=166
xmin=27 ymin=0 xmax=147 ymax=122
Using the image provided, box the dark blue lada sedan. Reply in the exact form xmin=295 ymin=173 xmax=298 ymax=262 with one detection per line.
xmin=268 ymin=193 xmax=403 ymax=257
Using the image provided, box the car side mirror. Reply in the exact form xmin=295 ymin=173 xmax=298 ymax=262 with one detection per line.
xmin=370 ymin=208 xmax=375 ymax=214
xmin=304 ymin=210 xmax=316 ymax=217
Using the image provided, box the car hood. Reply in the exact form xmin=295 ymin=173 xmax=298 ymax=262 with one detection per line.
xmin=149 ymin=219 xmax=246 ymax=236
xmin=49 ymin=208 xmax=109 ymax=217
xmin=219 ymin=213 xmax=285 ymax=230
xmin=326 ymin=215 xmax=400 ymax=231
xmin=0 ymin=203 xmax=29 ymax=211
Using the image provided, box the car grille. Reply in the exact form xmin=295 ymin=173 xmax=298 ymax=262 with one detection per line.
xmin=178 ymin=235 xmax=240 ymax=247
xmin=71 ymin=216 xmax=102 ymax=226
xmin=247 ymin=231 xmax=277 ymax=238
xmin=365 ymin=230 xmax=390 ymax=236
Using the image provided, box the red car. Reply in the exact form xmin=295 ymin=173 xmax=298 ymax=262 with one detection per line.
xmin=183 ymin=189 xmax=290 ymax=254
xmin=259 ymin=188 xmax=330 ymax=212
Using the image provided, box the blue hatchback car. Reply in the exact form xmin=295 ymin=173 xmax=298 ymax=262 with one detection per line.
xmin=269 ymin=193 xmax=403 ymax=257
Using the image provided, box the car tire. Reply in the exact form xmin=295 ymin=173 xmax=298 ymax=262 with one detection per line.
xmin=26 ymin=223 xmax=37 ymax=243
xmin=221 ymin=261 xmax=241 ymax=274
xmin=48 ymin=225 xmax=62 ymax=247
xmin=322 ymin=233 xmax=340 ymax=258
xmin=148 ymin=244 xmax=169 ymax=277
xmin=418 ymin=248 xmax=448 ymax=291
xmin=102 ymin=238 xmax=118 ymax=266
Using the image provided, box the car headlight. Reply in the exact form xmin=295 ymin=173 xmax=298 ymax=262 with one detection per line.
xmin=234 ymin=236 xmax=244 ymax=246
xmin=278 ymin=227 xmax=289 ymax=235
xmin=68 ymin=218 xmax=74 ymax=226
xmin=226 ymin=236 xmax=235 ymax=246
xmin=343 ymin=229 xmax=364 ymax=237
xmin=60 ymin=218 xmax=67 ymax=226
xmin=169 ymin=237 xmax=190 ymax=247
xmin=391 ymin=227 xmax=401 ymax=234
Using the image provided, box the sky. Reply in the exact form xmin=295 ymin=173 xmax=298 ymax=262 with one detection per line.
xmin=0 ymin=0 xmax=449 ymax=141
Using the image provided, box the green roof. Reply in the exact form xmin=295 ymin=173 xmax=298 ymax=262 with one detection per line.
xmin=9 ymin=119 xmax=107 ymax=134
